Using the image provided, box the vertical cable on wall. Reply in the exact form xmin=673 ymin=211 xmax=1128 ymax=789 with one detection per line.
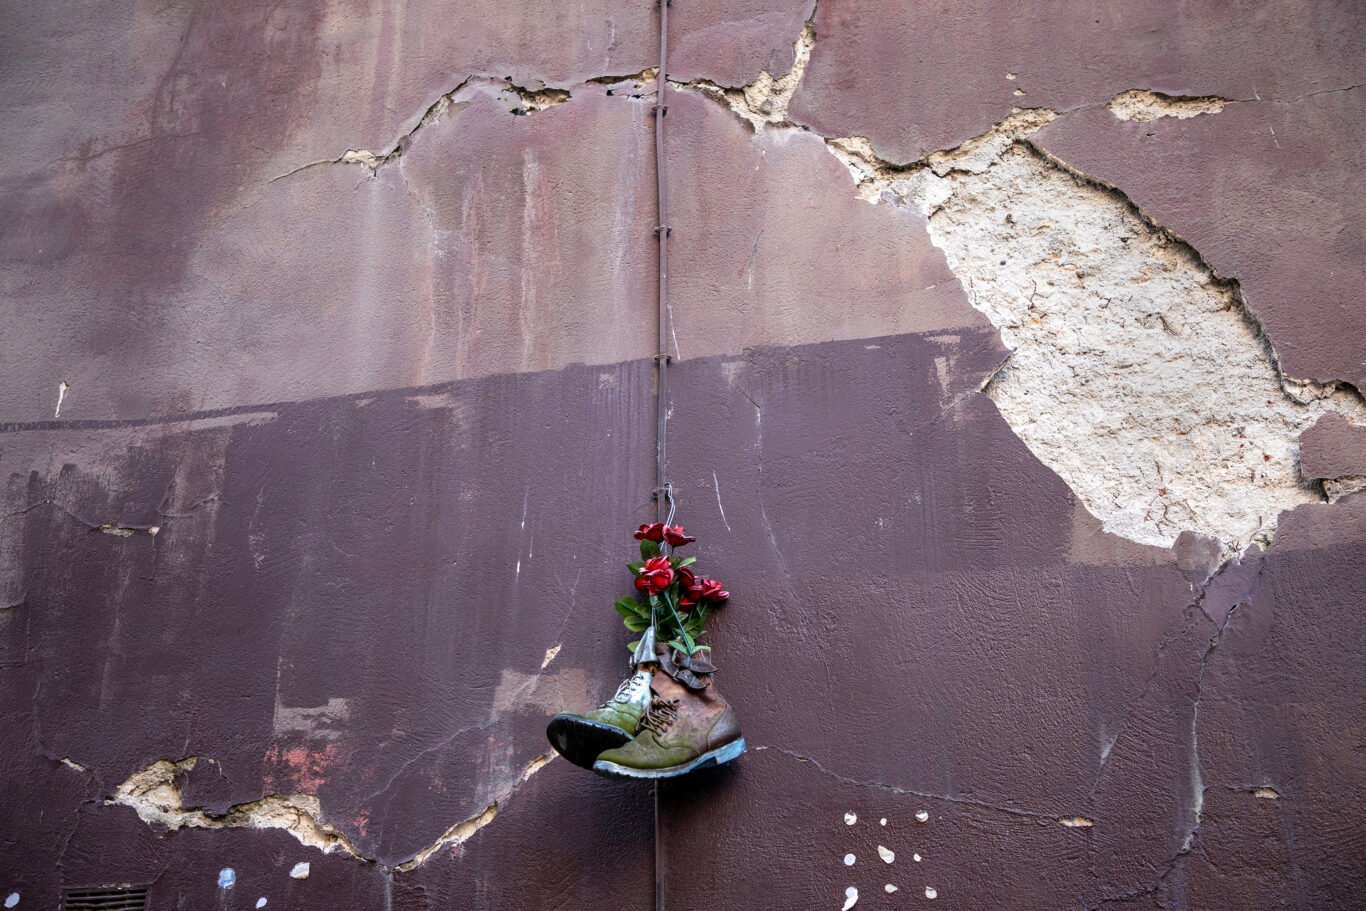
xmin=652 ymin=3 xmax=672 ymax=910
xmin=654 ymin=0 xmax=672 ymax=524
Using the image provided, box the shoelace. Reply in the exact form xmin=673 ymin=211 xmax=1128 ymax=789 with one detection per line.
xmin=609 ymin=673 xmax=648 ymax=705
xmin=637 ymin=697 xmax=679 ymax=736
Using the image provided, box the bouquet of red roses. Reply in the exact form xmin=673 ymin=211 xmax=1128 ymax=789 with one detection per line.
xmin=615 ymin=522 xmax=728 ymax=656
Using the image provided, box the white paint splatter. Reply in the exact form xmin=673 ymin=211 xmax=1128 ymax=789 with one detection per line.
xmin=879 ymin=817 xmax=887 ymax=826
xmin=878 ymin=845 xmax=894 ymax=864
xmin=915 ymin=810 xmax=929 ymax=822
xmin=841 ymin=886 xmax=859 ymax=910
xmin=925 ymin=886 xmax=938 ymax=899
xmin=290 ymin=862 xmax=310 ymax=880
xmin=4 ymin=893 xmax=19 ymax=908
xmin=54 ymin=381 xmax=69 ymax=418
xmin=218 ymin=868 xmax=236 ymax=889
xmin=913 ymin=853 xmax=922 ymax=862
xmin=843 ymin=811 xmax=856 ymax=825
xmin=884 ymin=884 xmax=898 ymax=894
xmin=256 ymin=899 xmax=268 ymax=909
xmin=843 ymin=853 xmax=855 ymax=866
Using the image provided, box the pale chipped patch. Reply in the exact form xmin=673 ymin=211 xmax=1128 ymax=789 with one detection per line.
xmin=109 ymin=758 xmax=363 ymax=858
xmin=1059 ymin=816 xmax=1096 ymax=827
xmin=683 ymin=13 xmax=815 ymax=131
xmin=1252 ymin=786 xmax=1282 ymax=799
xmin=1107 ymin=90 xmax=1230 ymax=123
xmin=540 ymin=644 xmax=562 ymax=669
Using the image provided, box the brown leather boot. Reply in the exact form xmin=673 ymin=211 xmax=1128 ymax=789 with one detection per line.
xmin=592 ymin=646 xmax=744 ymax=779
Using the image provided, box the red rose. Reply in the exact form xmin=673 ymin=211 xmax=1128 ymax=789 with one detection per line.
xmin=698 ymin=578 xmax=729 ymax=603
xmin=635 ymin=555 xmax=674 ymax=595
xmin=633 ymin=523 xmax=666 ymax=543
xmin=662 ymin=524 xmax=696 ymax=547
xmin=676 ymin=567 xmax=700 ymax=610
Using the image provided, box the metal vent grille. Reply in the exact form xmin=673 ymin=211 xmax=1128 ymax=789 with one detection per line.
xmin=62 ymin=887 xmax=150 ymax=910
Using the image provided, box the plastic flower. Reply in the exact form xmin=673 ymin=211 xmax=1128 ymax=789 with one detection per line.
xmin=662 ymin=525 xmax=696 ymax=547
xmin=633 ymin=523 xmax=667 ymax=542
xmin=634 ymin=555 xmax=675 ymax=594
xmin=698 ymin=578 xmax=729 ymax=603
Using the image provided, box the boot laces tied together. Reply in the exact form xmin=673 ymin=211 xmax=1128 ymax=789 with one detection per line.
xmin=639 ymin=697 xmax=679 ymax=736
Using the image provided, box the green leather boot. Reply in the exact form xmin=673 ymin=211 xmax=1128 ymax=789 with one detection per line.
xmin=546 ymin=668 xmax=653 ymax=769
xmin=592 ymin=652 xmax=745 ymax=779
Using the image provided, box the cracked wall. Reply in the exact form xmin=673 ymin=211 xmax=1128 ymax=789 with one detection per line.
xmin=845 ymin=115 xmax=1365 ymax=552
xmin=2 ymin=1 xmax=1364 ymax=909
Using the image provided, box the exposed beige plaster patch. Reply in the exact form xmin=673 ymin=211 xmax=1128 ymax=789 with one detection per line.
xmin=824 ymin=109 xmax=1366 ymax=553
xmin=1107 ymin=90 xmax=1230 ymax=123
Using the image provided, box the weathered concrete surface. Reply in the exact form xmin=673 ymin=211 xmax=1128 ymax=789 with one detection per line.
xmin=2 ymin=1 xmax=1365 ymax=908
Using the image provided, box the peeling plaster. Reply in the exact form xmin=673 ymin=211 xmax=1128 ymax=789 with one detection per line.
xmin=823 ymin=109 xmax=1365 ymax=552
xmin=110 ymin=758 xmax=365 ymax=859
xmin=394 ymin=752 xmax=554 ymax=871
xmin=110 ymin=752 xmax=555 ymax=871
xmin=680 ymin=14 xmax=815 ymax=130
xmin=1106 ymin=90 xmax=1230 ymax=122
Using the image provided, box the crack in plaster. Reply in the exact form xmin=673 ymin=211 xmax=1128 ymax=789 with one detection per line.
xmin=110 ymin=758 xmax=366 ymax=859
xmin=677 ymin=9 xmax=815 ymax=130
xmin=394 ymin=751 xmax=553 ymax=871
xmin=755 ymin=745 xmax=1078 ymax=823
xmin=109 ymin=752 xmax=554 ymax=871
xmin=272 ymin=77 xmax=575 ymax=182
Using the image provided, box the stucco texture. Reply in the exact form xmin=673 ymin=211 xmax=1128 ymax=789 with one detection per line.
xmin=1 ymin=1 xmax=1363 ymax=909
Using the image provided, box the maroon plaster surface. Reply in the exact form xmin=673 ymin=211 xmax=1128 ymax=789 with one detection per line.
xmin=1299 ymin=413 xmax=1366 ymax=481
xmin=791 ymin=0 xmax=1366 ymax=163
xmin=1034 ymin=89 xmax=1366 ymax=389
xmin=659 ymin=335 xmax=1366 ymax=909
xmin=1 ymin=362 xmax=658 ymax=905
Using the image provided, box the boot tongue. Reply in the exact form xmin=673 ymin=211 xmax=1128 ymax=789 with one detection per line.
xmin=650 ymin=668 xmax=690 ymax=701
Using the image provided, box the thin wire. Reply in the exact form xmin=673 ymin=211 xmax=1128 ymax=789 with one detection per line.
xmin=652 ymin=2 xmax=672 ymax=908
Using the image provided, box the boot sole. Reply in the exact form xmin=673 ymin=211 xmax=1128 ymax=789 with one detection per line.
xmin=546 ymin=714 xmax=634 ymax=770
xmin=591 ymin=738 xmax=747 ymax=780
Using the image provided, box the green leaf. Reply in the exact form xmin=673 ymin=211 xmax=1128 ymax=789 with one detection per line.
xmin=615 ymin=601 xmax=651 ymax=631
xmin=615 ymin=595 xmax=649 ymax=620
xmin=627 ymin=640 xmax=641 ymax=654
xmin=627 ymin=561 xmax=644 ymax=573
xmin=639 ymin=539 xmax=660 ymax=560
xmin=667 ymin=638 xmax=691 ymax=654
xmin=673 ymin=556 xmax=697 ymax=569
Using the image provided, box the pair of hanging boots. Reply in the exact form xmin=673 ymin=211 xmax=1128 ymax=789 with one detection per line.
xmin=546 ymin=643 xmax=745 ymax=779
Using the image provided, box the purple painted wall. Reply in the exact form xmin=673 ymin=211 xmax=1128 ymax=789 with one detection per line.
xmin=2 ymin=2 xmax=1363 ymax=909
